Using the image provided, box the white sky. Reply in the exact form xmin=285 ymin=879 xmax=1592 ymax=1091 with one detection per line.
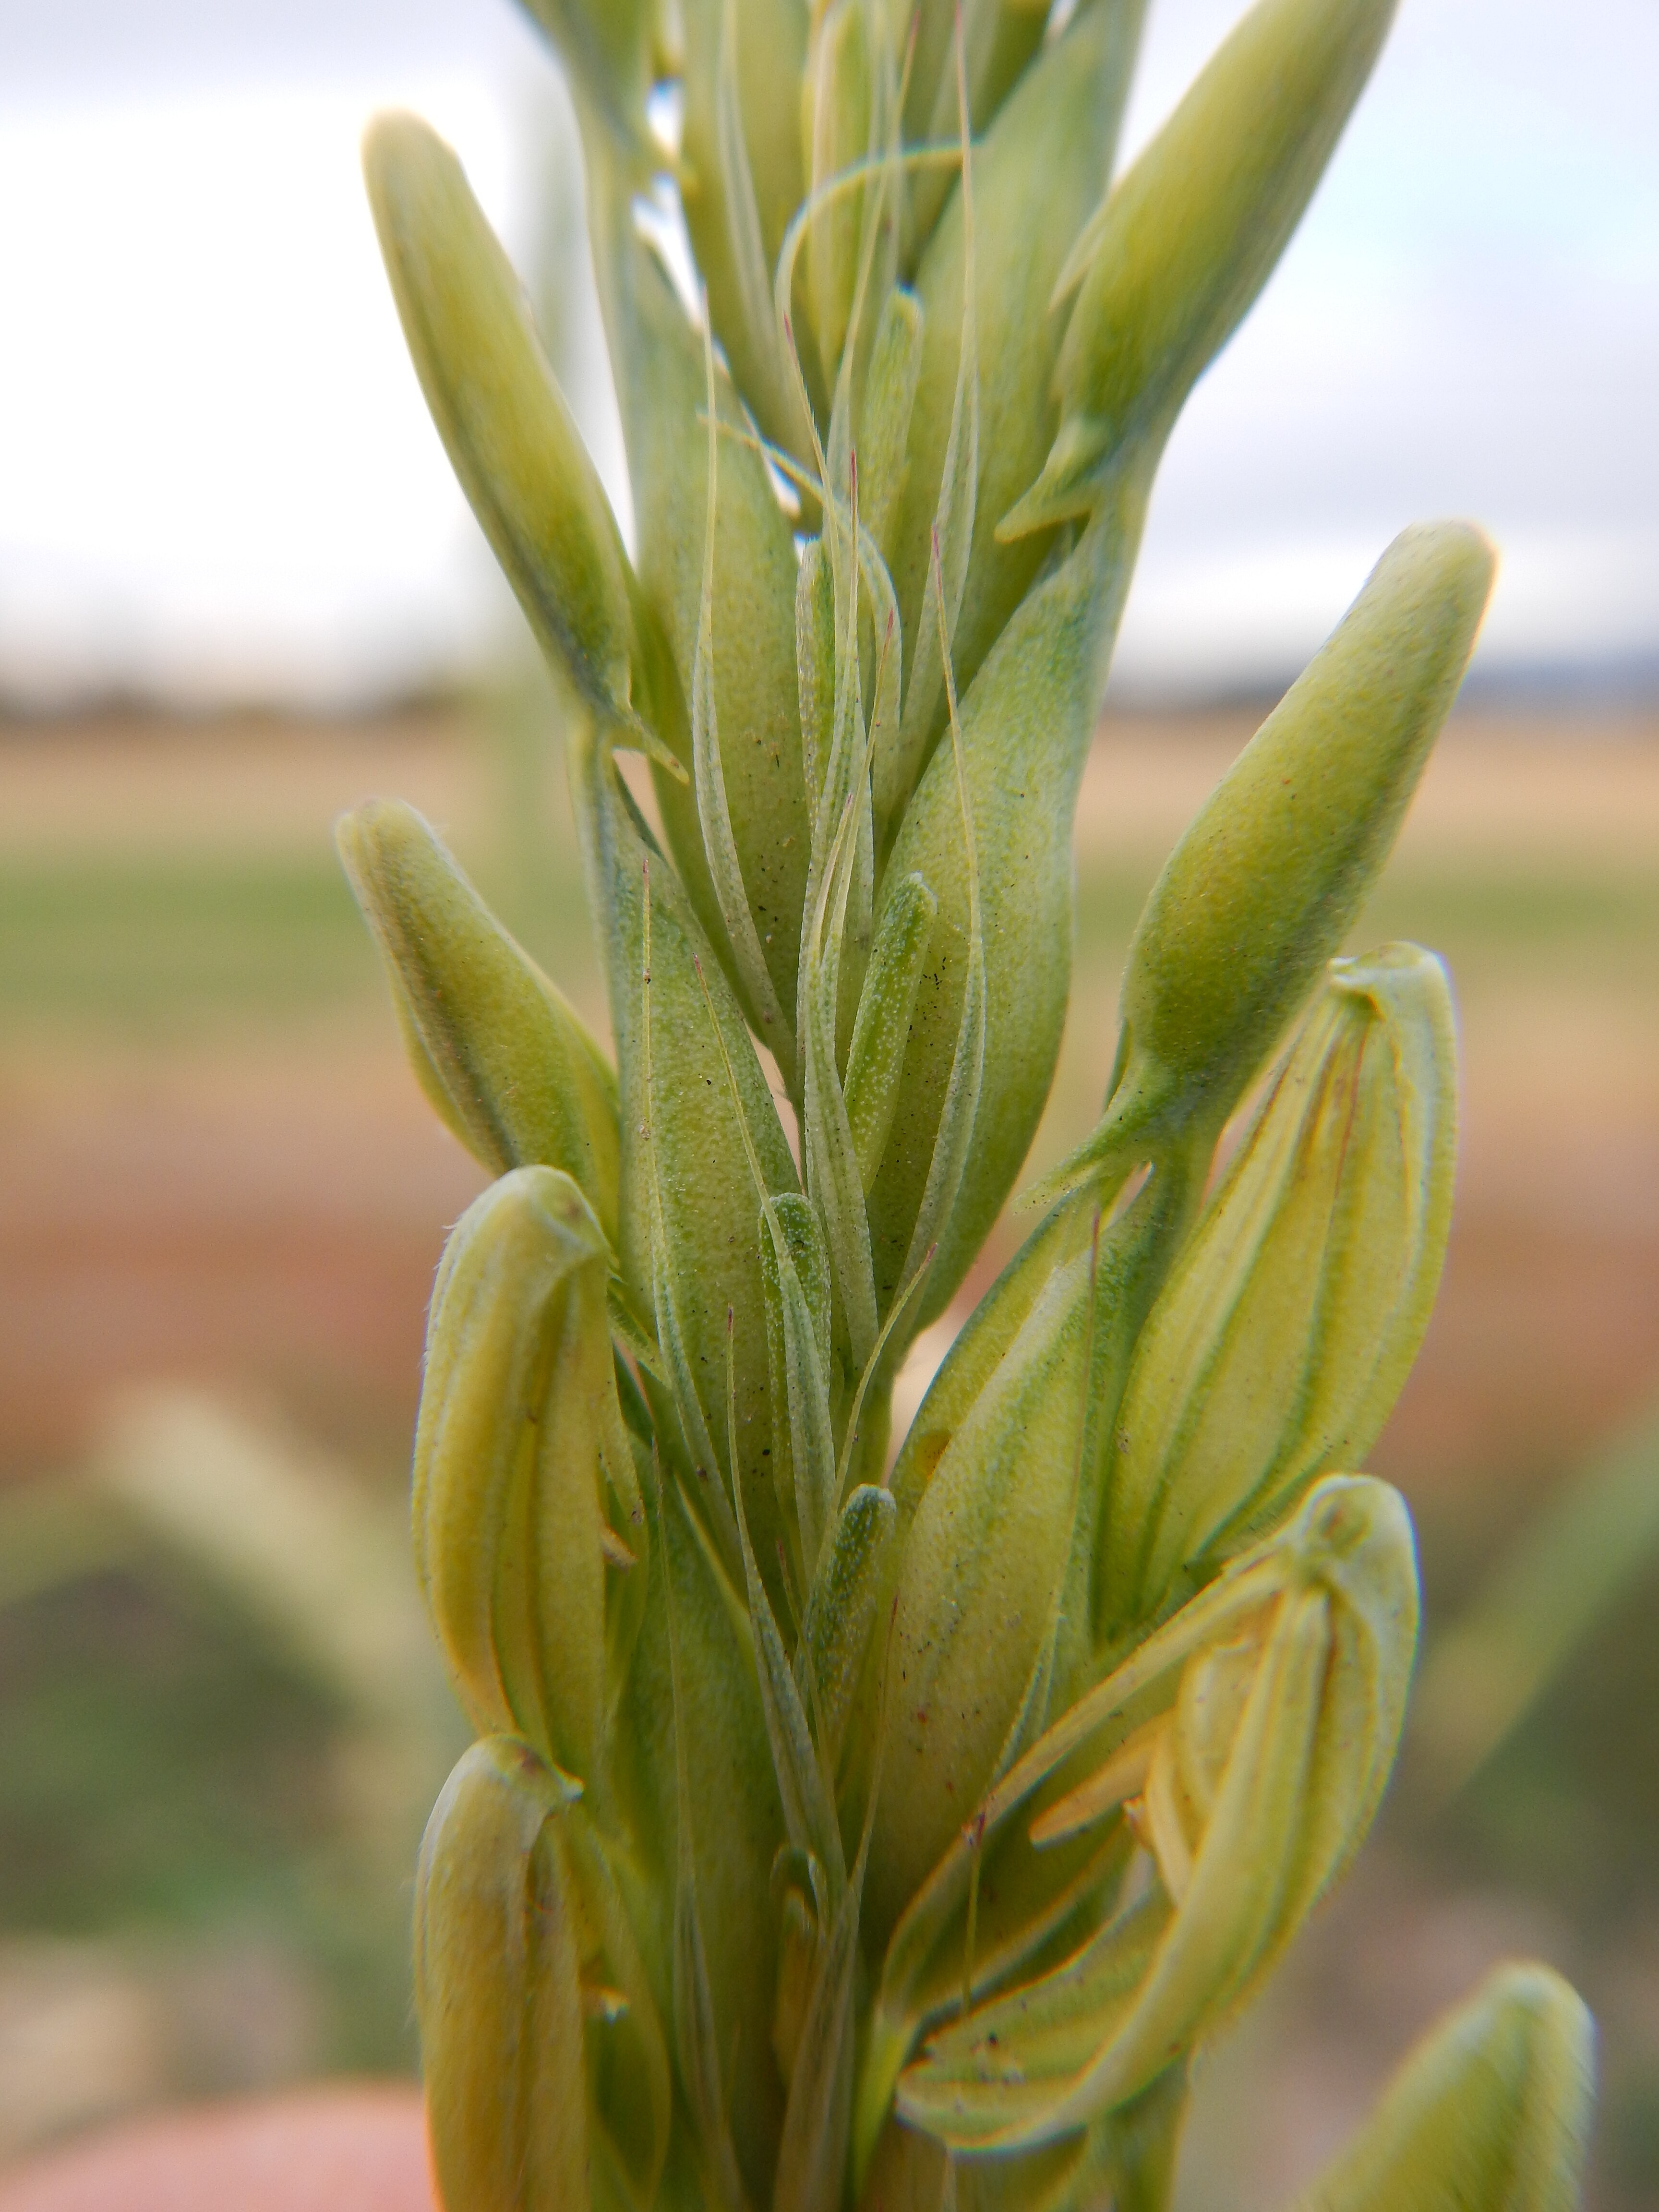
xmin=0 ymin=0 xmax=1655 ymax=706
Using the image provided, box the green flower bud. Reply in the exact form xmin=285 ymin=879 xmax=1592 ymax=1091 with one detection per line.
xmin=363 ymin=113 xmax=642 ymax=733
xmin=337 ymin=800 xmax=620 ymax=1238
xmin=413 ymin=1168 xmax=630 ymax=1784
xmin=868 ymin=1156 xmax=1205 ymax=1927
xmin=1041 ymin=521 xmax=1493 ymax=1208
xmin=889 ymin=0 xmax=1144 ymax=762
xmin=678 ymin=0 xmax=810 ymax=455
xmin=1001 ymin=0 xmax=1396 ymax=536
xmin=868 ymin=495 xmax=1143 ymax=1327
xmin=652 ymin=1464 xmax=792 ymax=2197
xmin=415 ymin=1736 xmax=590 ymax=2212
xmin=869 ymin=1476 xmax=1416 ymax=2157
xmin=889 ymin=0 xmax=1053 ymax=252
xmin=1100 ymin=944 xmax=1457 ymax=1634
xmin=599 ymin=222 xmax=812 ymax=1075
xmin=867 ymin=1230 xmax=1100 ymax=1942
xmin=854 ymin=286 xmax=924 ymax=573
xmin=801 ymin=0 xmax=877 ymax=388
xmin=569 ymin=716 xmax=802 ymax=1602
xmin=1289 ymin=1963 xmax=1594 ymax=2212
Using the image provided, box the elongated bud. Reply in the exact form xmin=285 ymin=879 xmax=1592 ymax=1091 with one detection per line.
xmin=1001 ymin=0 xmax=1395 ymax=535
xmin=1101 ymin=945 xmax=1456 ymax=1632
xmin=868 ymin=1162 xmax=1196 ymax=1946
xmin=891 ymin=0 xmax=1145 ymax=731
xmin=869 ymin=497 xmax=1143 ymax=1325
xmin=1040 ymin=522 xmax=1492 ymax=1208
xmin=1290 ymin=1963 xmax=1594 ymax=2212
xmin=413 ymin=1168 xmax=617 ymax=1784
xmin=802 ymin=0 xmax=876 ymax=387
xmin=363 ymin=113 xmax=643 ymax=734
xmin=337 ymin=800 xmax=620 ymax=1238
xmin=875 ymin=1477 xmax=1417 ymax=2156
xmin=415 ymin=1736 xmax=590 ymax=2212
xmin=678 ymin=0 xmax=809 ymax=456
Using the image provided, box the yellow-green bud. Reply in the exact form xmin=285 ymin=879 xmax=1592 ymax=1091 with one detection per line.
xmin=1001 ymin=0 xmax=1396 ymax=535
xmin=801 ymin=0 xmax=876 ymax=388
xmin=679 ymin=0 xmax=810 ymax=457
xmin=1100 ymin=944 xmax=1457 ymax=1633
xmin=415 ymin=1736 xmax=590 ymax=2212
xmin=363 ymin=112 xmax=642 ymax=733
xmin=1289 ymin=1963 xmax=1595 ymax=2212
xmin=412 ymin=1168 xmax=619 ymax=1784
xmin=890 ymin=0 xmax=1144 ymax=745
xmin=337 ymin=799 xmax=621 ymax=1238
xmin=1042 ymin=522 xmax=1492 ymax=1207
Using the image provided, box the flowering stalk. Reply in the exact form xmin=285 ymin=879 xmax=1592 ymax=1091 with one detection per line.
xmin=343 ymin=2 xmax=1595 ymax=2205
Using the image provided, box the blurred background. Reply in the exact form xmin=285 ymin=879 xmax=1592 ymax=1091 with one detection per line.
xmin=2 ymin=0 xmax=1659 ymax=2203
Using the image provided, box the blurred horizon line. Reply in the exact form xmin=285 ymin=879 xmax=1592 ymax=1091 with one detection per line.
xmin=4 ymin=650 xmax=1659 ymax=736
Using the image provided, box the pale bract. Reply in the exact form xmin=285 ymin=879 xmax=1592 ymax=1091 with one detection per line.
xmin=341 ymin=0 xmax=1592 ymax=2207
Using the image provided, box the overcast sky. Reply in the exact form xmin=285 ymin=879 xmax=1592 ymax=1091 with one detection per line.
xmin=0 ymin=0 xmax=1654 ymax=705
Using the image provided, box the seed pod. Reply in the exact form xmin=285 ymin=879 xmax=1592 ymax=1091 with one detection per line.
xmin=1100 ymin=944 xmax=1457 ymax=1634
xmin=413 ymin=1169 xmax=624 ymax=1787
xmin=1041 ymin=522 xmax=1493 ymax=1208
xmin=363 ymin=114 xmax=642 ymax=733
xmin=1289 ymin=1963 xmax=1595 ymax=2212
xmin=415 ymin=1737 xmax=590 ymax=2212
xmin=1001 ymin=0 xmax=1396 ymax=537
xmin=337 ymin=800 xmax=620 ymax=1238
xmin=867 ymin=494 xmax=1144 ymax=1327
xmin=875 ymin=1476 xmax=1417 ymax=2155
xmin=889 ymin=0 xmax=1144 ymax=764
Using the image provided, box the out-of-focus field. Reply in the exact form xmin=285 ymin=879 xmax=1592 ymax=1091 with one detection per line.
xmin=4 ymin=699 xmax=1659 ymax=2202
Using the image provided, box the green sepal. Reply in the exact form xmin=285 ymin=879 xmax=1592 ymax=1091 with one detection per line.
xmin=798 ymin=1482 xmax=898 ymax=1785
xmin=1101 ymin=946 xmax=1457 ymax=1634
xmin=855 ymin=286 xmax=924 ymax=571
xmin=1000 ymin=0 xmax=1396 ymax=537
xmin=337 ymin=799 xmax=620 ymax=1239
xmin=1287 ymin=1963 xmax=1594 ymax=2212
xmin=363 ymin=113 xmax=645 ymax=734
xmin=759 ymin=1193 xmax=839 ymax=1587
xmin=845 ymin=871 xmax=939 ymax=1191
xmin=1038 ymin=520 xmax=1493 ymax=1207
xmin=412 ymin=1170 xmax=617 ymax=1790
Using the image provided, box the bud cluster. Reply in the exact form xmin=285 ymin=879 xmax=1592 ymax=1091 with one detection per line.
xmin=344 ymin=0 xmax=1595 ymax=2205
